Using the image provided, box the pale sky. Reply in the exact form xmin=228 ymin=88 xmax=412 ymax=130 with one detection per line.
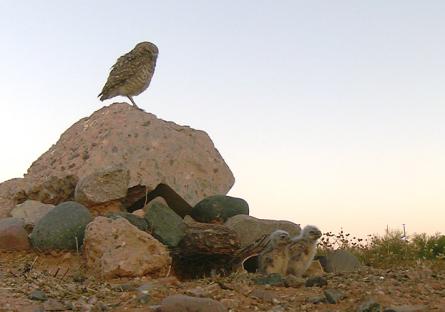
xmin=0 ymin=1 xmax=444 ymax=237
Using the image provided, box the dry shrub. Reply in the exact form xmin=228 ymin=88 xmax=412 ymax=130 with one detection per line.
xmin=318 ymin=229 xmax=445 ymax=268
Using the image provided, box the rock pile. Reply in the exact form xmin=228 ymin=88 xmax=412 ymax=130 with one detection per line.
xmin=0 ymin=103 xmax=264 ymax=278
xmin=0 ymin=103 xmax=341 ymax=311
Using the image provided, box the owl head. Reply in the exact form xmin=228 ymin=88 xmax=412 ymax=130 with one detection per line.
xmin=270 ymin=229 xmax=291 ymax=247
xmin=301 ymin=225 xmax=322 ymax=241
xmin=135 ymin=41 xmax=159 ymax=56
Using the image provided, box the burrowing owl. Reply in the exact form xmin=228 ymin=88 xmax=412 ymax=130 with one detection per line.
xmin=98 ymin=41 xmax=159 ymax=108
xmin=286 ymin=225 xmax=322 ymax=277
xmin=258 ymin=230 xmax=291 ymax=275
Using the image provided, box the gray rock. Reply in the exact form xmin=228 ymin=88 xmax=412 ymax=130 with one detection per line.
xmin=137 ymin=282 xmax=157 ymax=294
xmin=144 ymin=201 xmax=186 ymax=247
xmin=74 ymin=166 xmax=130 ymax=207
xmin=307 ymin=295 xmax=326 ymax=304
xmin=111 ymin=283 xmax=139 ymax=292
xmin=43 ymin=298 xmax=66 ymax=311
xmin=10 ymin=200 xmax=55 ymax=228
xmin=324 ymin=250 xmax=362 ymax=273
xmin=250 ymin=288 xmax=279 ymax=303
xmin=225 ymin=215 xmax=301 ymax=247
xmin=357 ymin=298 xmax=382 ymax=312
xmin=0 ymin=217 xmax=30 ymax=250
xmin=135 ymin=293 xmax=150 ymax=304
xmin=158 ymin=294 xmax=226 ymax=312
xmin=305 ymin=276 xmax=328 ymax=287
xmin=106 ymin=211 xmax=148 ymax=231
xmin=284 ymin=275 xmax=305 ymax=288
xmin=191 ymin=195 xmax=249 ymax=223
xmin=29 ymin=290 xmax=47 ymax=301
xmin=30 ymin=201 xmax=93 ymax=250
xmin=268 ymin=306 xmax=285 ymax=312
xmin=253 ymin=273 xmax=284 ymax=286
xmin=324 ymin=288 xmax=345 ymax=304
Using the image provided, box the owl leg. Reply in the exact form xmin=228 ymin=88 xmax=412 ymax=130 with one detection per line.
xmin=127 ymin=96 xmax=140 ymax=109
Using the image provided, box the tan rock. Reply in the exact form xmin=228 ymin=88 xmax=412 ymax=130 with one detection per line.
xmin=88 ymin=200 xmax=124 ymax=216
xmin=0 ymin=178 xmax=28 ymax=201
xmin=0 ymin=176 xmax=77 ymax=207
xmin=24 ymin=175 xmax=78 ymax=204
xmin=0 ymin=197 xmax=15 ymax=218
xmin=74 ymin=166 xmax=130 ymax=207
xmin=225 ymin=214 xmax=301 ymax=247
xmin=0 ymin=217 xmax=30 ymax=250
xmin=10 ymin=200 xmax=55 ymax=227
xmin=83 ymin=216 xmax=171 ymax=279
xmin=132 ymin=209 xmax=145 ymax=218
xmin=22 ymin=103 xmax=234 ymax=206
xmin=0 ymin=178 xmax=29 ymax=217
xmin=158 ymin=294 xmax=227 ymax=312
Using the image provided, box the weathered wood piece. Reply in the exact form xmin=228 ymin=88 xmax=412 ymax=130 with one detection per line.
xmin=178 ymin=221 xmax=240 ymax=255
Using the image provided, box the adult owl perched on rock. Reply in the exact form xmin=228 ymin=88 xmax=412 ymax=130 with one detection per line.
xmin=286 ymin=225 xmax=322 ymax=277
xmin=98 ymin=41 xmax=159 ymax=109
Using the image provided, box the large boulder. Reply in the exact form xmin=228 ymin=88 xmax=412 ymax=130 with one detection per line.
xmin=191 ymin=195 xmax=249 ymax=223
xmin=225 ymin=215 xmax=301 ymax=247
xmin=29 ymin=201 xmax=93 ymax=250
xmin=19 ymin=103 xmax=234 ymax=207
xmin=10 ymin=200 xmax=55 ymax=228
xmin=83 ymin=216 xmax=171 ymax=279
xmin=0 ymin=218 xmax=30 ymax=250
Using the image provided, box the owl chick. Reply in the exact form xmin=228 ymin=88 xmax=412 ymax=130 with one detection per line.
xmin=98 ymin=41 xmax=159 ymax=109
xmin=286 ymin=225 xmax=322 ymax=277
xmin=258 ymin=230 xmax=291 ymax=275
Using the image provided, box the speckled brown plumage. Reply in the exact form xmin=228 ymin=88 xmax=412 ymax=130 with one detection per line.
xmin=98 ymin=41 xmax=158 ymax=108
xmin=287 ymin=225 xmax=322 ymax=277
xmin=258 ymin=230 xmax=291 ymax=275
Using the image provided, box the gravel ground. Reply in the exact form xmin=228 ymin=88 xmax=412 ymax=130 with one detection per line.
xmin=0 ymin=250 xmax=444 ymax=311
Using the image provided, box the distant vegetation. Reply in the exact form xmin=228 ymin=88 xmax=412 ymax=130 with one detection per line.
xmin=318 ymin=229 xmax=445 ymax=269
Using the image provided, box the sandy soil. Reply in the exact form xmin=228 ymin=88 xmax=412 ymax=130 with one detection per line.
xmin=0 ymin=250 xmax=444 ymax=311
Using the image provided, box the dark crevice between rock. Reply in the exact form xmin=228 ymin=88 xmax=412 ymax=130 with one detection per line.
xmin=126 ymin=183 xmax=192 ymax=217
xmin=242 ymin=255 xmax=260 ymax=273
xmin=171 ymin=253 xmax=233 ymax=280
xmin=121 ymin=185 xmax=148 ymax=208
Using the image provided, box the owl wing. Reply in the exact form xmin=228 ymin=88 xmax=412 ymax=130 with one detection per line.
xmin=288 ymin=238 xmax=308 ymax=260
xmin=99 ymin=51 xmax=155 ymax=97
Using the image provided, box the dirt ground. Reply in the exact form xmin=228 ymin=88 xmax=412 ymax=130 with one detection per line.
xmin=0 ymin=250 xmax=444 ymax=312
